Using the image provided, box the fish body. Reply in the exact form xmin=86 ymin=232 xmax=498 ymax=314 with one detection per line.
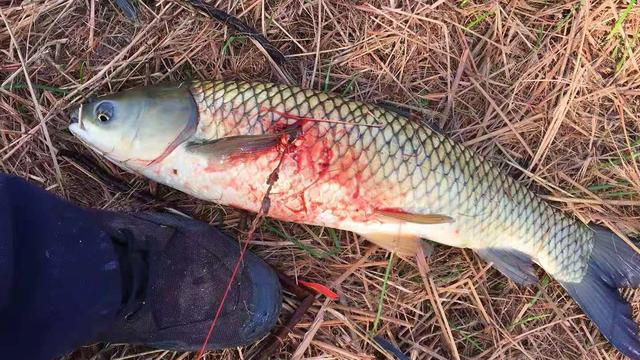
xmin=70 ymin=80 xmax=640 ymax=358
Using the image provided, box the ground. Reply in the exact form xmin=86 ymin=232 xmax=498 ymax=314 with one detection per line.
xmin=1 ymin=0 xmax=640 ymax=359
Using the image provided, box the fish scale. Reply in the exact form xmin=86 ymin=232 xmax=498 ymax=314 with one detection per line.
xmin=188 ymin=80 xmax=593 ymax=283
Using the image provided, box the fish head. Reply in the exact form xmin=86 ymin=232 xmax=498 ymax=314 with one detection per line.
xmin=69 ymin=84 xmax=198 ymax=167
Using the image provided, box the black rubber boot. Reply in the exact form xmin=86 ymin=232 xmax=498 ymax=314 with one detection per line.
xmin=96 ymin=211 xmax=282 ymax=350
xmin=0 ymin=175 xmax=281 ymax=359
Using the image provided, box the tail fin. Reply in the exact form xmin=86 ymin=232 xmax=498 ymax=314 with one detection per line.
xmin=560 ymin=226 xmax=640 ymax=359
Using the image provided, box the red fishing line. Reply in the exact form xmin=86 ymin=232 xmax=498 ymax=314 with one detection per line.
xmin=196 ymin=231 xmax=253 ymax=359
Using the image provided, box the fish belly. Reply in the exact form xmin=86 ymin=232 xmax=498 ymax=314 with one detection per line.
xmin=139 ymin=144 xmax=481 ymax=254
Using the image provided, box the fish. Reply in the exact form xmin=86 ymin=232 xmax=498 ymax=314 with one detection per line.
xmin=69 ymin=80 xmax=640 ymax=358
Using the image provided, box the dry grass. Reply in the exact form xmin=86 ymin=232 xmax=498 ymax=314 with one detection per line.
xmin=1 ymin=0 xmax=640 ymax=359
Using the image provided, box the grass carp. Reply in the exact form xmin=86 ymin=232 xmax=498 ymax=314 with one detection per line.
xmin=69 ymin=80 xmax=640 ymax=358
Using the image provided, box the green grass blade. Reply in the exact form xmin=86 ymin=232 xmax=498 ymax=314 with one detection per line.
xmin=372 ymin=252 xmax=394 ymax=334
xmin=221 ymin=35 xmax=246 ymax=56
xmin=323 ymin=61 xmax=333 ymax=93
xmin=263 ymin=221 xmax=340 ymax=259
xmin=2 ymin=83 xmax=68 ymax=95
xmin=509 ymin=314 xmax=552 ymax=330
xmin=341 ymin=75 xmax=358 ymax=96
xmin=555 ymin=1 xmax=582 ymax=32
xmin=608 ymin=0 xmax=637 ymax=40
xmin=465 ymin=11 xmax=492 ymax=30
xmin=529 ymin=274 xmax=550 ymax=306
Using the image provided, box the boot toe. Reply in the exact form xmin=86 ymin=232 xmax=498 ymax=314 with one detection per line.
xmin=101 ymin=212 xmax=282 ymax=350
xmin=238 ymin=253 xmax=282 ymax=343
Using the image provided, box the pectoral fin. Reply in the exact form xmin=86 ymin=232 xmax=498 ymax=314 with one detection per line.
xmin=375 ymin=208 xmax=454 ymax=224
xmin=186 ymin=133 xmax=284 ymax=158
xmin=476 ymin=248 xmax=538 ymax=285
xmin=186 ymin=126 xmax=299 ymax=158
xmin=364 ymin=233 xmax=432 ymax=257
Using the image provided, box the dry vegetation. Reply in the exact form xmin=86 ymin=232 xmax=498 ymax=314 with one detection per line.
xmin=1 ymin=0 xmax=640 ymax=359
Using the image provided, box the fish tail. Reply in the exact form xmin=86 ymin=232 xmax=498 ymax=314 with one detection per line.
xmin=559 ymin=226 xmax=640 ymax=359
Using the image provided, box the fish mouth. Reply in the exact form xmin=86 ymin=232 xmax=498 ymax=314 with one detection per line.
xmin=68 ymin=122 xmax=113 ymax=162
xmin=68 ymin=105 xmax=93 ymax=151
xmin=69 ymin=105 xmax=79 ymax=124
xmin=69 ymin=105 xmax=85 ymax=131
xmin=68 ymin=122 xmax=92 ymax=151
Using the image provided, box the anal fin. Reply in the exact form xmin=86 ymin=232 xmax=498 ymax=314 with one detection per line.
xmin=476 ymin=248 xmax=538 ymax=285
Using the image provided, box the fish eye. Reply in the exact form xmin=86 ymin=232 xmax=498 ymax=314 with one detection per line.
xmin=95 ymin=102 xmax=114 ymax=123
xmin=97 ymin=113 xmax=110 ymax=123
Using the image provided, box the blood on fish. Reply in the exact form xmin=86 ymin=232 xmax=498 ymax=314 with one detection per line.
xmin=259 ymin=107 xmax=312 ymax=135
xmin=204 ymin=162 xmax=223 ymax=173
xmin=299 ymin=192 xmax=308 ymax=214
xmin=261 ymin=107 xmax=311 ymax=123
xmin=283 ymin=192 xmax=308 ymax=215
xmin=352 ymin=172 xmax=362 ymax=199
xmin=193 ymin=106 xmax=405 ymax=226
xmin=292 ymin=152 xmax=303 ymax=173
xmin=375 ymin=207 xmax=411 ymax=216
xmin=129 ymin=158 xmax=153 ymax=166
xmin=317 ymin=141 xmax=333 ymax=176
